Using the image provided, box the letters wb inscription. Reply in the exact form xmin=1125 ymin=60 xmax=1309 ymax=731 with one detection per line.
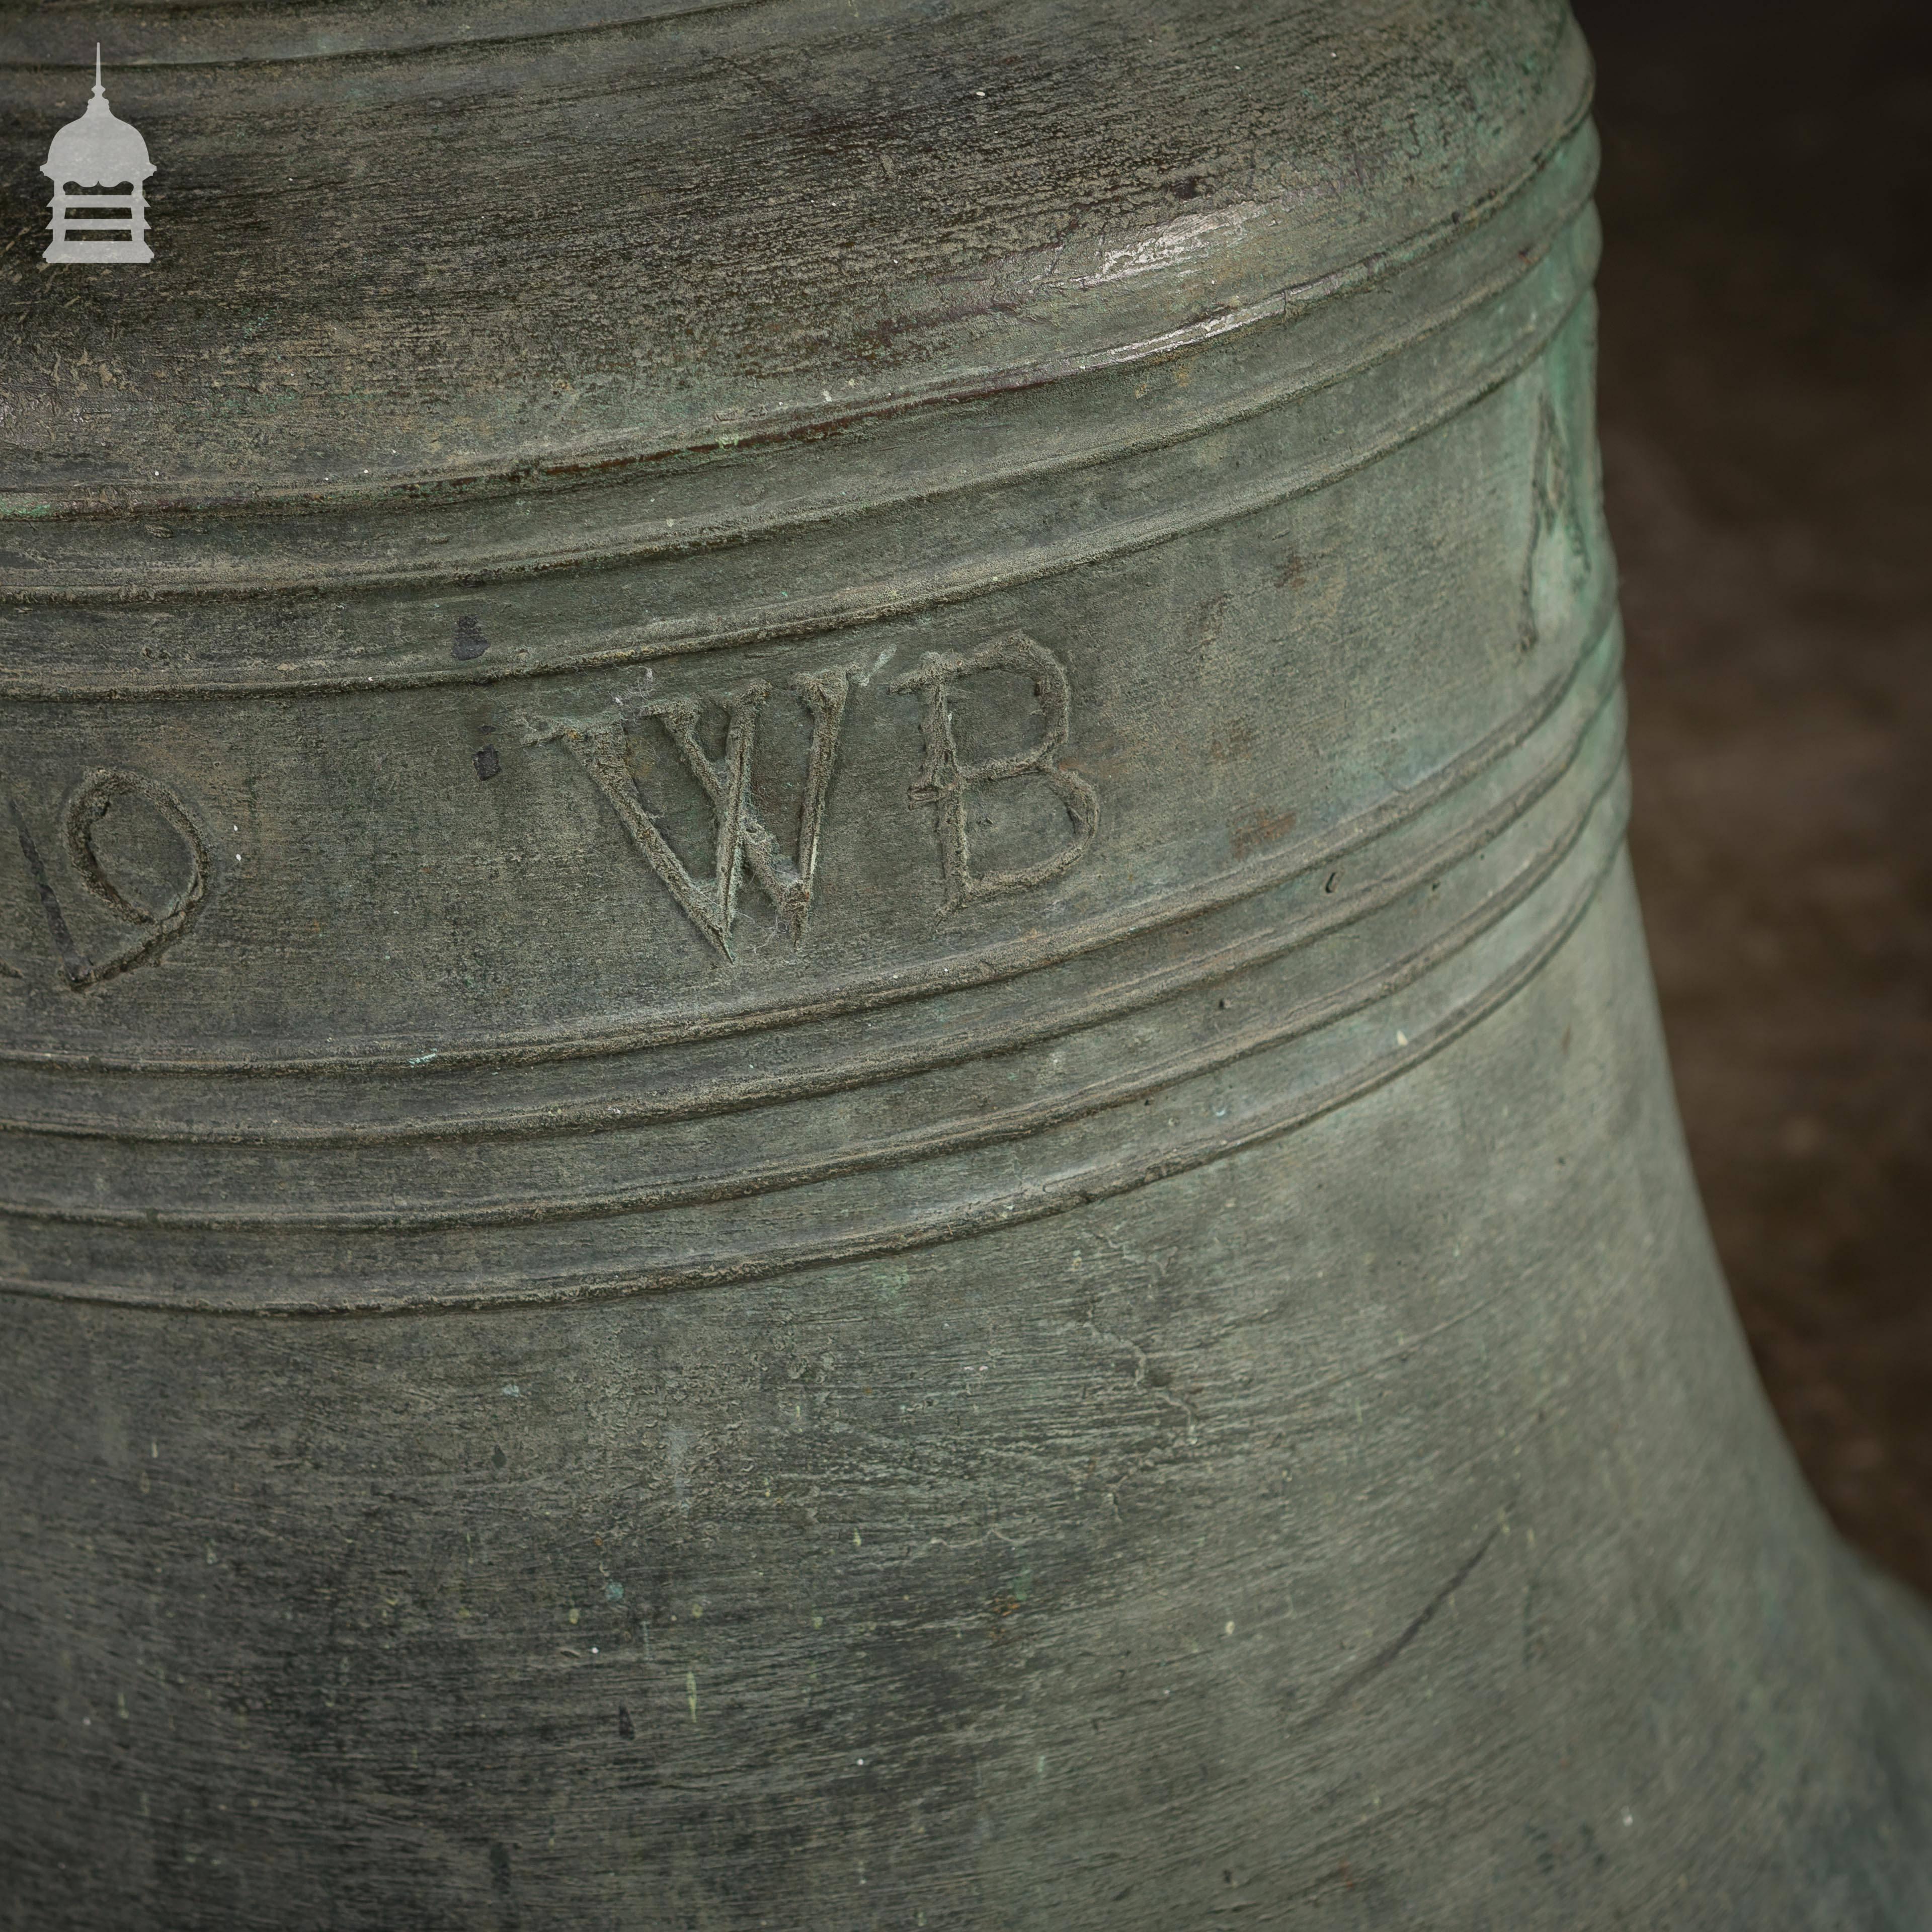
xmin=530 ymin=633 xmax=1101 ymax=960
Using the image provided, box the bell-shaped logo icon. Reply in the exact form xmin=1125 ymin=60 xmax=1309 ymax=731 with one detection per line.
xmin=42 ymin=47 xmax=154 ymax=264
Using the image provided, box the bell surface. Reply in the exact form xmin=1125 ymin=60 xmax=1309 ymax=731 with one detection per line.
xmin=1 ymin=3 xmax=1928 ymax=1925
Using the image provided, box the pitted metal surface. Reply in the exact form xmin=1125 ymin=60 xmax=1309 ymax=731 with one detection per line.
xmin=2 ymin=7 xmax=1929 ymax=1928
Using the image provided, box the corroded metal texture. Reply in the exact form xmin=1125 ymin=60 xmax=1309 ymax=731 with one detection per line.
xmin=1 ymin=4 xmax=1929 ymax=1926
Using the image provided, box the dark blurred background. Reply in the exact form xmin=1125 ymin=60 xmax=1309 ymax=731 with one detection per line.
xmin=1572 ymin=0 xmax=1932 ymax=1596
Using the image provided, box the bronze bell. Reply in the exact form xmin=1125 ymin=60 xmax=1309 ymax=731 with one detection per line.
xmin=2 ymin=3 xmax=1929 ymax=1924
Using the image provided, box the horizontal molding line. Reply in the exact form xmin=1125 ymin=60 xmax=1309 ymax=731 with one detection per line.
xmin=0 ymin=783 xmax=1629 ymax=1315
xmin=0 ymin=96 xmax=1590 ymax=531
xmin=0 ymin=275 xmax=1595 ymax=707
xmin=0 ymin=731 xmax=1626 ymax=1232
xmin=0 ymin=598 xmax=1620 ymax=1081
xmin=6 ymin=185 xmax=1598 ymax=611
xmin=0 ymin=627 xmax=1625 ymax=1147
xmin=0 ymin=1 xmax=774 ymax=73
